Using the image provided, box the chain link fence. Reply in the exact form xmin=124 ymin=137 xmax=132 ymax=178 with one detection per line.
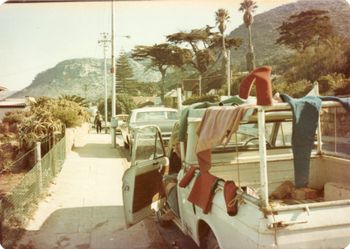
xmin=0 ymin=134 xmax=66 ymax=248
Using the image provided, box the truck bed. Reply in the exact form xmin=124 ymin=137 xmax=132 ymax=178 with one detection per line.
xmin=208 ymin=152 xmax=350 ymax=204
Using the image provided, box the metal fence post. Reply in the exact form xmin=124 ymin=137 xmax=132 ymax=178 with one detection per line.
xmin=51 ymin=133 xmax=57 ymax=176
xmin=35 ymin=142 xmax=43 ymax=195
xmin=0 ymin=200 xmax=3 ymax=244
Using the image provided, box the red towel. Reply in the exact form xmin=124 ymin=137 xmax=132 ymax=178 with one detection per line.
xmin=224 ymin=181 xmax=238 ymax=216
xmin=187 ymin=172 xmax=220 ymax=214
xmin=179 ymin=166 xmax=197 ymax=188
xmin=239 ymin=66 xmax=273 ymax=106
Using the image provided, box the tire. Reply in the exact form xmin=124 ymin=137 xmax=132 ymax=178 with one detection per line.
xmin=124 ymin=140 xmax=129 ymax=149
xmin=206 ymin=231 xmax=220 ymax=249
xmin=156 ymin=209 xmax=171 ymax=227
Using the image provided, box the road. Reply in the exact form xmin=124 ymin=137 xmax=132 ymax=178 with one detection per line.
xmin=14 ymin=132 xmax=198 ymax=249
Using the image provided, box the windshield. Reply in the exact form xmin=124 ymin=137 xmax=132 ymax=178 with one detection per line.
xmin=213 ymin=121 xmax=292 ymax=153
xmin=135 ymin=111 xmax=178 ymax=121
xmin=321 ymin=105 xmax=350 ymax=158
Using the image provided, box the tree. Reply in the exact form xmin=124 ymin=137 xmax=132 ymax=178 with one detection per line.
xmin=276 ymin=10 xmax=334 ymax=51
xmin=167 ymin=26 xmax=241 ymax=94
xmin=215 ymin=8 xmax=230 ymax=95
xmin=239 ymin=0 xmax=258 ymax=71
xmin=282 ymin=36 xmax=347 ymax=82
xmin=116 ymin=51 xmax=134 ymax=94
xmin=276 ymin=10 xmax=348 ymax=86
xmin=59 ymin=94 xmax=89 ymax=108
xmin=132 ymin=43 xmax=192 ymax=101
xmin=98 ymin=94 xmax=136 ymax=117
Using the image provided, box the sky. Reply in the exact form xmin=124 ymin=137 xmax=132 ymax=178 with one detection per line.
xmin=0 ymin=0 xmax=303 ymax=91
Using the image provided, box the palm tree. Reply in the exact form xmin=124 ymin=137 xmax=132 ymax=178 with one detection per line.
xmin=215 ymin=8 xmax=231 ymax=95
xmin=239 ymin=0 xmax=258 ymax=71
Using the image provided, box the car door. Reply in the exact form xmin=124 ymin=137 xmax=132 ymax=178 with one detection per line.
xmin=122 ymin=125 xmax=168 ymax=227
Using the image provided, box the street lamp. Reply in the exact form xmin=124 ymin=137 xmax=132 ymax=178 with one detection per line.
xmin=111 ymin=0 xmax=116 ymax=147
xmin=98 ymin=32 xmax=110 ymax=134
xmin=110 ymin=0 xmax=131 ymax=147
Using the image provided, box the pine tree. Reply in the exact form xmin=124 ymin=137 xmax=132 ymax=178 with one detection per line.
xmin=116 ymin=51 xmax=134 ymax=94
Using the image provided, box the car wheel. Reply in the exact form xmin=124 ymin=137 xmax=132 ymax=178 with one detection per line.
xmin=129 ymin=143 xmax=133 ymax=157
xmin=206 ymin=231 xmax=220 ymax=249
xmin=124 ymin=140 xmax=129 ymax=149
xmin=156 ymin=209 xmax=171 ymax=227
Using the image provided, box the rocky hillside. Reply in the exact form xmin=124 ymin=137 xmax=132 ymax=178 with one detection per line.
xmin=229 ymin=0 xmax=350 ymax=68
xmin=12 ymin=58 xmax=161 ymax=101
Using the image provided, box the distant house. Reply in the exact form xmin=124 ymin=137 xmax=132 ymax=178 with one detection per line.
xmin=0 ymin=96 xmax=36 ymax=120
xmin=164 ymin=89 xmax=183 ymax=108
xmin=182 ymin=79 xmax=200 ymax=99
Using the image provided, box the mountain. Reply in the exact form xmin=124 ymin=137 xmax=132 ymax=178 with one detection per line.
xmin=12 ymin=58 xmax=161 ymax=101
xmin=229 ymin=0 xmax=350 ymax=68
xmin=0 ymin=90 xmax=17 ymax=100
xmin=13 ymin=0 xmax=350 ymax=99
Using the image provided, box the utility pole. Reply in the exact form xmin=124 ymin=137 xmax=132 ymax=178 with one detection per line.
xmin=111 ymin=0 xmax=117 ymax=147
xmin=98 ymin=32 xmax=111 ymax=134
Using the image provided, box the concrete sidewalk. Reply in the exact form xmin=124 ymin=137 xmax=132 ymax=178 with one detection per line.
xmin=17 ymin=133 xmax=168 ymax=249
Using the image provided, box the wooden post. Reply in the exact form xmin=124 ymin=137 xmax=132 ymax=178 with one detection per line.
xmin=52 ymin=133 xmax=56 ymax=176
xmin=0 ymin=200 xmax=3 ymax=244
xmin=35 ymin=142 xmax=43 ymax=195
xmin=199 ymin=75 xmax=202 ymax=96
xmin=177 ymin=87 xmax=182 ymax=110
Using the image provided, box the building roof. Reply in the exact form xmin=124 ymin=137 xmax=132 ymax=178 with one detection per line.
xmin=165 ymin=89 xmax=178 ymax=98
xmin=0 ymin=86 xmax=7 ymax=92
xmin=0 ymin=98 xmax=27 ymax=108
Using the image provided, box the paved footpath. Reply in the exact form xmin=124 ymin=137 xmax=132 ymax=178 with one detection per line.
xmin=17 ymin=133 xmax=168 ymax=249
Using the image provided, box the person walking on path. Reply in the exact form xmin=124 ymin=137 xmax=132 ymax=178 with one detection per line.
xmin=94 ymin=111 xmax=102 ymax=133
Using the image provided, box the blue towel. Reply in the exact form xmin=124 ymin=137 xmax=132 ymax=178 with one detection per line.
xmin=280 ymin=94 xmax=322 ymax=188
xmin=319 ymin=96 xmax=350 ymax=114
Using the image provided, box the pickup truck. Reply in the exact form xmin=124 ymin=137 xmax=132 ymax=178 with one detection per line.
xmin=122 ymin=97 xmax=350 ymax=249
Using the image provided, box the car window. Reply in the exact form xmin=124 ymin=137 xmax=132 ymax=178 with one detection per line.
xmin=135 ymin=111 xmax=177 ymax=121
xmin=155 ymin=131 xmax=165 ymax=158
xmin=166 ymin=111 xmax=178 ymax=120
xmin=134 ymin=126 xmax=157 ymax=162
xmin=133 ymin=126 xmax=165 ymax=163
xmin=212 ymin=121 xmax=293 ymax=153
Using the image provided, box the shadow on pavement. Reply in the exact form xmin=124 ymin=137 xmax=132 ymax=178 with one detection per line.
xmin=17 ymin=206 xmax=168 ymax=249
xmin=73 ymin=143 xmax=121 ymax=159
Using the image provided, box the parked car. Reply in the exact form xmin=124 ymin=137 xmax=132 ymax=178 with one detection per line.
xmin=122 ymin=99 xmax=350 ymax=249
xmin=120 ymin=107 xmax=178 ymax=149
xmin=115 ymin=114 xmax=129 ymax=134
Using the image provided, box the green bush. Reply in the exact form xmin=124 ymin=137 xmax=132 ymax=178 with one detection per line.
xmin=182 ymin=94 xmax=220 ymax=105
xmin=53 ymin=99 xmax=89 ymax=128
xmin=117 ymin=94 xmax=136 ymax=114
xmin=163 ymin=96 xmax=174 ymax=108
xmin=273 ymin=79 xmax=313 ymax=98
xmin=98 ymin=94 xmax=136 ymax=119
xmin=137 ymin=101 xmax=154 ymax=108
xmin=0 ymin=96 xmax=90 ymax=171
xmin=318 ymin=73 xmax=348 ymax=95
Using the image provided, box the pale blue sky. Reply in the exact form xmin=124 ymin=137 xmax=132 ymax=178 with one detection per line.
xmin=0 ymin=0 xmax=297 ymax=91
